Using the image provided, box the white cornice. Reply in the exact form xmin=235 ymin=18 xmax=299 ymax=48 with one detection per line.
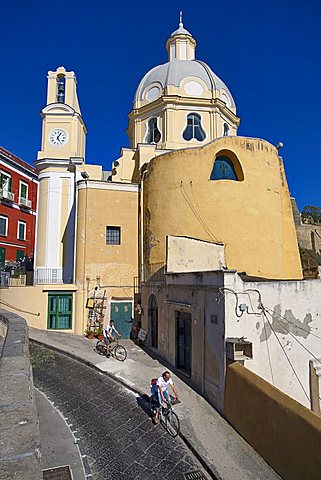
xmin=41 ymin=103 xmax=87 ymax=132
xmin=77 ymin=180 xmax=139 ymax=193
xmin=35 ymin=157 xmax=84 ymax=171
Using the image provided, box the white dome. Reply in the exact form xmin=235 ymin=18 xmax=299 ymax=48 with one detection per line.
xmin=134 ymin=58 xmax=235 ymax=108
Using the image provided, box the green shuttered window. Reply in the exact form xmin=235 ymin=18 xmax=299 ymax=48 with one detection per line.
xmin=47 ymin=293 xmax=72 ymax=329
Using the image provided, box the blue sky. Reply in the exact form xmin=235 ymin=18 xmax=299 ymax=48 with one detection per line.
xmin=1 ymin=0 xmax=320 ymax=210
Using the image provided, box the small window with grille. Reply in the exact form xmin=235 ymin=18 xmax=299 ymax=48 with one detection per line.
xmin=106 ymin=226 xmax=121 ymax=245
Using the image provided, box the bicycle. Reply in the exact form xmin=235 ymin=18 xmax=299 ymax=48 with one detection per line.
xmin=95 ymin=338 xmax=127 ymax=362
xmin=149 ymin=395 xmax=180 ymax=437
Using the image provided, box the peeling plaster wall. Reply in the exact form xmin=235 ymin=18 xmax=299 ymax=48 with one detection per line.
xmin=224 ymin=271 xmax=321 ymax=409
xmin=167 ymin=235 xmax=225 ymax=273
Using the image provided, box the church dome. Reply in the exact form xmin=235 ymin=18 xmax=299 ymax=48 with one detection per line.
xmin=134 ymin=14 xmax=235 ymax=109
xmin=134 ymin=59 xmax=235 ymax=107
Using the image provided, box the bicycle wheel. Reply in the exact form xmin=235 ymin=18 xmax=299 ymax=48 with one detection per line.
xmin=165 ymin=410 xmax=180 ymax=437
xmin=95 ymin=340 xmax=106 ymax=356
xmin=114 ymin=344 xmax=127 ymax=362
xmin=149 ymin=396 xmax=158 ymax=417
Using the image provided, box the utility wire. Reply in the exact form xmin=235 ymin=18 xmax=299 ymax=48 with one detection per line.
xmin=180 ymin=181 xmax=219 ymax=243
xmin=262 ymin=312 xmax=275 ymax=385
xmin=262 ymin=309 xmax=310 ymax=402
xmin=264 ymin=308 xmax=321 ymax=367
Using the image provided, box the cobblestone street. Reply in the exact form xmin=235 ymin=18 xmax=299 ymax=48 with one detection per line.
xmin=31 ymin=344 xmax=210 ymax=480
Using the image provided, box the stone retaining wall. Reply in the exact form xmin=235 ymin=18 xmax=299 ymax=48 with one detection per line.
xmin=0 ymin=308 xmax=42 ymax=480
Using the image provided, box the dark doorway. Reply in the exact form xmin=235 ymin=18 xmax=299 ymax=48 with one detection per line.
xmin=175 ymin=311 xmax=192 ymax=375
xmin=148 ymin=294 xmax=158 ymax=348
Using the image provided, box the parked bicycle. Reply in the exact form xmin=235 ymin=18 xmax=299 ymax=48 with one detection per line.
xmin=149 ymin=395 xmax=180 ymax=437
xmin=95 ymin=338 xmax=127 ymax=362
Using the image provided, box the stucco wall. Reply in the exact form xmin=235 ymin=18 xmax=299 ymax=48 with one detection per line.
xmin=75 ymin=182 xmax=139 ymax=333
xmin=225 ymin=362 xmax=321 ymax=480
xmin=0 ymin=285 xmax=78 ymax=332
xmin=143 ymin=136 xmax=302 ymax=280
xmin=167 ymin=235 xmax=225 ymax=273
xmin=224 ymin=272 xmax=321 ymax=409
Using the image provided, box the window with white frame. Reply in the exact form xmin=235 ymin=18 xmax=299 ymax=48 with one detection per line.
xmin=146 ymin=118 xmax=161 ymax=144
xmin=19 ymin=180 xmax=28 ymax=200
xmin=183 ymin=113 xmax=206 ymax=141
xmin=17 ymin=220 xmax=26 ymax=241
xmin=0 ymin=216 xmax=8 ymax=236
xmin=0 ymin=171 xmax=12 ymax=193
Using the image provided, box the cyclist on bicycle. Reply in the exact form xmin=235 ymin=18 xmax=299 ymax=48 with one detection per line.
xmin=103 ymin=320 xmax=121 ymax=358
xmin=152 ymin=371 xmax=179 ymax=424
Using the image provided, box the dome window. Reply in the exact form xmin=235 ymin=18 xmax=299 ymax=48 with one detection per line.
xmin=210 ymin=156 xmax=238 ymax=181
xmin=183 ymin=113 xmax=206 ymax=142
xmin=145 ymin=86 xmax=161 ymax=102
xmin=146 ymin=118 xmax=161 ymax=144
xmin=223 ymin=123 xmax=229 ymax=136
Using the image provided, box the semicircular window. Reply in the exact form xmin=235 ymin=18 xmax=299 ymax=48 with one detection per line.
xmin=210 ymin=156 xmax=238 ymax=181
xmin=146 ymin=118 xmax=161 ymax=144
xmin=183 ymin=113 xmax=206 ymax=141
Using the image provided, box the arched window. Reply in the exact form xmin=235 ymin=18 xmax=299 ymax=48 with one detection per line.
xmin=210 ymin=156 xmax=238 ymax=181
xmin=146 ymin=118 xmax=161 ymax=144
xmin=183 ymin=113 xmax=206 ymax=141
xmin=57 ymin=75 xmax=65 ymax=103
xmin=223 ymin=123 xmax=229 ymax=137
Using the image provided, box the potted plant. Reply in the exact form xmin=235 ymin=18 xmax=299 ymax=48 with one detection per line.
xmin=96 ymin=328 xmax=104 ymax=340
xmin=85 ymin=329 xmax=95 ymax=339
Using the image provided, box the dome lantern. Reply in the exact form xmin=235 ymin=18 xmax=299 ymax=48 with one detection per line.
xmin=166 ymin=12 xmax=196 ymax=61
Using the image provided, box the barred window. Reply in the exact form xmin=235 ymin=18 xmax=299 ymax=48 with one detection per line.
xmin=106 ymin=226 xmax=121 ymax=245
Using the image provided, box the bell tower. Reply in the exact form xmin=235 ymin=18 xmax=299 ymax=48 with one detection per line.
xmin=34 ymin=67 xmax=87 ymax=284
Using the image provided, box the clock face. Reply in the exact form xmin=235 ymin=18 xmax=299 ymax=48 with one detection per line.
xmin=49 ymin=129 xmax=68 ymax=146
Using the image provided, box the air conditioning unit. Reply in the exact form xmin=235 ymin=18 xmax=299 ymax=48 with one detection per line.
xmin=18 ymin=197 xmax=32 ymax=208
xmin=0 ymin=188 xmax=14 ymax=202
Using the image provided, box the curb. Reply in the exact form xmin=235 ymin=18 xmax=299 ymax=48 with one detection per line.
xmin=29 ymin=337 xmax=220 ymax=480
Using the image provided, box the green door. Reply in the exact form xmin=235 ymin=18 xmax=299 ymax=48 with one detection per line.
xmin=110 ymin=302 xmax=132 ymax=338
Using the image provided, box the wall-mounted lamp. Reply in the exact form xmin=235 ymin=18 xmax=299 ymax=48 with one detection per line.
xmin=276 ymin=142 xmax=284 ymax=150
xmin=81 ymin=171 xmax=89 ymax=179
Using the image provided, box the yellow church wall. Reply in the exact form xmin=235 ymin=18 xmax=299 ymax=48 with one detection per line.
xmin=82 ymin=164 xmax=102 ymax=180
xmin=143 ymin=136 xmax=302 ymax=280
xmin=74 ymin=181 xmax=139 ymax=334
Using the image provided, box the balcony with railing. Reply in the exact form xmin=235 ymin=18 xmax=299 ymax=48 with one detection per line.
xmin=0 ymin=188 xmax=14 ymax=202
xmin=18 ymin=196 xmax=32 ymax=208
xmin=34 ymin=268 xmax=73 ymax=285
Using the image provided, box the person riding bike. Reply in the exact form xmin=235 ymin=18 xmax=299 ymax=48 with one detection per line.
xmin=103 ymin=320 xmax=121 ymax=358
xmin=152 ymin=371 xmax=179 ymax=424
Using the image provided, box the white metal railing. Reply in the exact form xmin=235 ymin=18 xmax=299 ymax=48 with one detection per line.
xmin=34 ymin=267 xmax=73 ymax=285
xmin=0 ymin=188 xmax=14 ymax=202
xmin=18 ymin=197 xmax=32 ymax=208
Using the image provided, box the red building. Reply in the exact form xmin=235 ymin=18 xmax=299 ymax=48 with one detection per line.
xmin=0 ymin=146 xmax=38 ymax=266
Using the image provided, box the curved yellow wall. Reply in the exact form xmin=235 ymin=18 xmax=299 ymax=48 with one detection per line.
xmin=143 ymin=136 xmax=302 ymax=280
